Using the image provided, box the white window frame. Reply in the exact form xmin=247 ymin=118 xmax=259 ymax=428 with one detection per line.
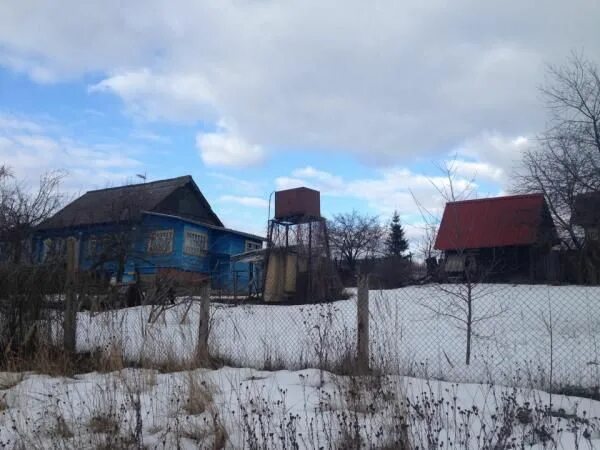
xmin=147 ymin=229 xmax=174 ymax=255
xmin=184 ymin=228 xmax=208 ymax=256
xmin=43 ymin=237 xmax=66 ymax=261
xmin=87 ymin=236 xmax=98 ymax=257
xmin=43 ymin=238 xmax=53 ymax=261
xmin=87 ymin=235 xmax=112 ymax=258
xmin=245 ymin=240 xmax=262 ymax=252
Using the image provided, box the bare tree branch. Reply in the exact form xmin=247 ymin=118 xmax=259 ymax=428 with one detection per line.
xmin=0 ymin=168 xmax=66 ymax=263
xmin=515 ymin=53 xmax=600 ymax=249
xmin=328 ymin=210 xmax=384 ymax=274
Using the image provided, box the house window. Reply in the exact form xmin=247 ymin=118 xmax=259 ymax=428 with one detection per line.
xmin=87 ymin=235 xmax=113 ymax=258
xmin=588 ymin=228 xmax=599 ymax=241
xmin=87 ymin=236 xmax=98 ymax=257
xmin=245 ymin=240 xmax=262 ymax=252
xmin=43 ymin=238 xmax=66 ymax=261
xmin=147 ymin=229 xmax=174 ymax=255
xmin=184 ymin=229 xmax=208 ymax=256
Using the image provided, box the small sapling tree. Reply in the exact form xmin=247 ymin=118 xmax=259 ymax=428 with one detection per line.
xmin=414 ymin=160 xmax=506 ymax=365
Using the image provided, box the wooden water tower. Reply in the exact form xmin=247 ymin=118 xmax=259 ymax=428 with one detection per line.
xmin=263 ymin=188 xmax=340 ymax=303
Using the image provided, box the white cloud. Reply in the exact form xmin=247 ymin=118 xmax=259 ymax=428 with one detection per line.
xmin=207 ymin=172 xmax=263 ymax=196
xmin=291 ymin=166 xmax=346 ymax=192
xmin=130 ymin=130 xmax=169 ymax=143
xmin=454 ymin=132 xmax=533 ymax=185
xmin=448 ymin=160 xmax=504 ymax=183
xmin=0 ymin=113 xmax=142 ymax=193
xmin=219 ymin=195 xmax=268 ymax=209
xmin=89 ymin=69 xmax=217 ymax=123
xmin=0 ymin=1 xmax=597 ymax=163
xmin=274 ymin=176 xmax=313 ymax=192
xmin=196 ymin=126 xmax=265 ymax=168
xmin=0 ymin=113 xmax=45 ymax=133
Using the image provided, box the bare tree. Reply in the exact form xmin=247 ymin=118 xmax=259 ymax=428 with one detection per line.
xmin=88 ymin=185 xmax=147 ymax=284
xmin=409 ymin=157 xmax=476 ymax=263
xmin=415 ymin=160 xmax=505 ymax=365
xmin=409 ymin=195 xmax=440 ymax=265
xmin=418 ymin=224 xmax=439 ymax=262
xmin=0 ymin=167 xmax=65 ymax=264
xmin=328 ymin=210 xmax=384 ymax=274
xmin=516 ymin=53 xmax=600 ymax=249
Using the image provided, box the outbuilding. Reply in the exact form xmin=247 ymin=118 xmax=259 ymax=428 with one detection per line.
xmin=572 ymin=191 xmax=600 ymax=283
xmin=434 ymin=194 xmax=558 ymax=281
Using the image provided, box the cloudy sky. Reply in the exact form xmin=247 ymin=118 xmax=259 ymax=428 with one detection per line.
xmin=1 ymin=0 xmax=599 ymax=246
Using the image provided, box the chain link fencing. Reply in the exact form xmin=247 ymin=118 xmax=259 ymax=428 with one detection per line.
xmin=368 ymin=283 xmax=600 ymax=389
xmin=205 ymin=282 xmax=600 ymax=390
xmin=6 ymin=266 xmax=598 ymax=392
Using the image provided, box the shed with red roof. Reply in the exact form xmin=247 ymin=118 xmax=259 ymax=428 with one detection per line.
xmin=435 ymin=194 xmax=558 ymax=281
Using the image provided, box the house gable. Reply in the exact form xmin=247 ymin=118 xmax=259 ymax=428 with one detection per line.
xmin=573 ymin=192 xmax=600 ymax=228
xmin=152 ymin=181 xmax=223 ymax=227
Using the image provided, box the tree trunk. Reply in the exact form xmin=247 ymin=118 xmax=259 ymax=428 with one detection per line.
xmin=357 ymin=275 xmax=370 ymax=373
xmin=12 ymin=238 xmax=22 ymax=265
xmin=196 ymin=281 xmax=211 ymax=363
xmin=117 ymin=255 xmax=125 ymax=283
xmin=466 ymin=282 xmax=472 ymax=366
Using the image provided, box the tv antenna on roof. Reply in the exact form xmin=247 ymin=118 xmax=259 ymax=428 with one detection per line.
xmin=136 ymin=172 xmax=147 ymax=182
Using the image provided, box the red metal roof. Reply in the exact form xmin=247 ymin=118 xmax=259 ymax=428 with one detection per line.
xmin=434 ymin=194 xmax=549 ymax=251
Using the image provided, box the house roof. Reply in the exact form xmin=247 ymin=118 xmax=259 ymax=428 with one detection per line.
xmin=37 ymin=176 xmax=224 ymax=230
xmin=572 ymin=191 xmax=600 ymax=227
xmin=434 ymin=193 xmax=554 ymax=251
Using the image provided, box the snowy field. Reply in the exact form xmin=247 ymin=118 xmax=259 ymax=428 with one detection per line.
xmin=72 ymin=284 xmax=600 ymax=388
xmin=1 ymin=367 xmax=600 ymax=449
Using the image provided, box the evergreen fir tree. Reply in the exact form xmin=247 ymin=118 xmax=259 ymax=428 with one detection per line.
xmin=385 ymin=210 xmax=409 ymax=257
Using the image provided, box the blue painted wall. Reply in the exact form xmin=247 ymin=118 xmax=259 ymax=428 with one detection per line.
xmin=32 ymin=213 xmax=262 ymax=293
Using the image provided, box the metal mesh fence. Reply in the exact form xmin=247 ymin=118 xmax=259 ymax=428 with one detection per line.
xmin=61 ymin=281 xmax=600 ymax=390
xmin=206 ymin=283 xmax=600 ymax=390
xmin=208 ymin=300 xmax=357 ymax=371
xmin=368 ymin=284 xmax=600 ymax=389
xmin=73 ymin=299 xmax=202 ymax=366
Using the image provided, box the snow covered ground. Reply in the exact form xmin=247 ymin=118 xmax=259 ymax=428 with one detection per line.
xmin=72 ymin=284 xmax=600 ymax=388
xmin=1 ymin=367 xmax=600 ymax=449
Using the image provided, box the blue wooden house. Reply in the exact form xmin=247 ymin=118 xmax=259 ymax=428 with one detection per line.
xmin=33 ymin=176 xmax=264 ymax=293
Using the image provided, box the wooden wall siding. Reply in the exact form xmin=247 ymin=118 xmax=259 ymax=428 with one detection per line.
xmin=138 ymin=214 xmax=211 ymax=275
xmin=154 ymin=185 xmax=222 ymax=227
xmin=32 ymin=211 xmax=263 ymax=294
xmin=209 ymin=229 xmax=256 ymax=291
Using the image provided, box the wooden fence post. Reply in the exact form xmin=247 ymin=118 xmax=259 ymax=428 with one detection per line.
xmin=197 ymin=280 xmax=211 ymax=363
xmin=63 ymin=237 xmax=77 ymax=354
xmin=357 ymin=274 xmax=370 ymax=373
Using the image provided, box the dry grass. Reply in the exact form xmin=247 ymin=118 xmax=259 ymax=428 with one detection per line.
xmin=88 ymin=413 xmax=120 ymax=434
xmin=184 ymin=372 xmax=214 ymax=415
xmin=0 ymin=371 xmax=23 ymax=390
xmin=327 ymin=373 xmax=410 ymax=449
xmin=213 ymin=421 xmax=228 ymax=450
xmin=179 ymin=414 xmax=228 ymax=449
xmin=52 ymin=415 xmax=74 ymax=440
xmin=1 ymin=341 xmax=130 ymax=377
xmin=99 ymin=342 xmax=125 ymax=372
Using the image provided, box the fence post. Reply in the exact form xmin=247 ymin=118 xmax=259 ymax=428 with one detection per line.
xmin=357 ymin=274 xmax=370 ymax=373
xmin=197 ymin=280 xmax=211 ymax=363
xmin=63 ymin=237 xmax=77 ymax=354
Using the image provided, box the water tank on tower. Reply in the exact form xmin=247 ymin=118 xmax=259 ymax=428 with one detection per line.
xmin=263 ymin=187 xmax=341 ymax=303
